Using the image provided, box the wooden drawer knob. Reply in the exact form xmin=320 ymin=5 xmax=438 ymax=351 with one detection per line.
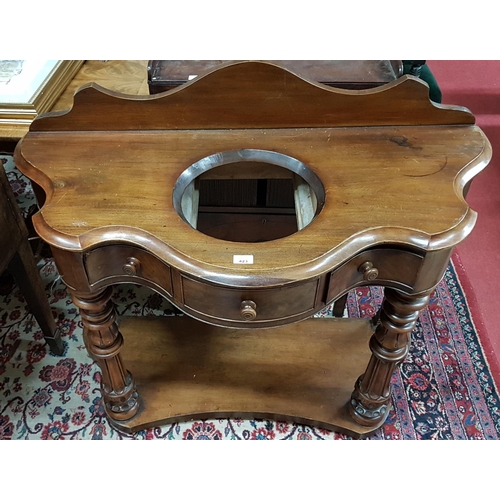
xmin=123 ymin=257 xmax=141 ymax=276
xmin=240 ymin=300 xmax=257 ymax=321
xmin=358 ymin=261 xmax=379 ymax=281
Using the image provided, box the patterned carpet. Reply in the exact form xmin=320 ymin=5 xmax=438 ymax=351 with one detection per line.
xmin=1 ymin=154 xmax=499 ymax=440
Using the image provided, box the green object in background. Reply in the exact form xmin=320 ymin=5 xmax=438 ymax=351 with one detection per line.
xmin=403 ymin=61 xmax=442 ymax=103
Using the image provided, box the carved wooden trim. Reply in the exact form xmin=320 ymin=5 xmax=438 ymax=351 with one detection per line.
xmin=29 ymin=62 xmax=475 ymax=132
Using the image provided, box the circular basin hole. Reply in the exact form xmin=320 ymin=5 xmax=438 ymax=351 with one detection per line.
xmin=173 ymin=149 xmax=325 ymax=242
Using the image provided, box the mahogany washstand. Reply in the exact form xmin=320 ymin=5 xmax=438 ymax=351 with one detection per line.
xmin=14 ymin=62 xmax=491 ymax=437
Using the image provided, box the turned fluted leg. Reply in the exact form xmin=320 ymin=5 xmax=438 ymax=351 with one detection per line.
xmin=349 ymin=287 xmax=432 ymax=426
xmin=72 ymin=287 xmax=139 ymax=422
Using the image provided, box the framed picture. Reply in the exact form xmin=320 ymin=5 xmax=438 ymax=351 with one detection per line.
xmin=0 ymin=60 xmax=84 ymax=127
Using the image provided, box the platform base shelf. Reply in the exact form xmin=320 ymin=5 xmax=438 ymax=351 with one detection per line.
xmin=108 ymin=315 xmax=385 ymax=438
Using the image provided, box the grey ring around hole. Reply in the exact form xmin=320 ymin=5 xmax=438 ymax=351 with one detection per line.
xmin=173 ymin=148 xmax=326 ymax=227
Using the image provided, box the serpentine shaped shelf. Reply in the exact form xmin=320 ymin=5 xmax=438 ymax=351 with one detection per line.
xmin=14 ymin=61 xmax=491 ymax=436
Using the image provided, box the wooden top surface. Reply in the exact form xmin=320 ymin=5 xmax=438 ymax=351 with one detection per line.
xmin=14 ymin=61 xmax=491 ymax=285
xmin=0 ymin=61 xmax=149 ymax=141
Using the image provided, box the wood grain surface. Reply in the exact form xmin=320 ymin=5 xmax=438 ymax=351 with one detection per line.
xmin=14 ymin=62 xmax=491 ymax=286
xmin=12 ymin=60 xmax=492 ymax=434
xmin=115 ymin=315 xmax=378 ymax=438
xmin=15 ymin=124 xmax=490 ymax=284
xmin=29 ymin=63 xmax=475 ymax=131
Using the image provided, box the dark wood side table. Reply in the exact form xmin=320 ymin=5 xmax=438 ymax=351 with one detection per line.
xmin=147 ymin=60 xmax=403 ymax=93
xmin=0 ymin=162 xmax=63 ymax=355
xmin=14 ymin=61 xmax=491 ymax=437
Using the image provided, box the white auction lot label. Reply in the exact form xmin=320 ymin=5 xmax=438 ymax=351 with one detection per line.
xmin=233 ymin=255 xmax=254 ymax=264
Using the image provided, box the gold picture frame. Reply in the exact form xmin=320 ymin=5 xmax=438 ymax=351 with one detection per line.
xmin=0 ymin=60 xmax=84 ymax=127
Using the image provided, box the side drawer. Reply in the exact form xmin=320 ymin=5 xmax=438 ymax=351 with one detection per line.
xmin=326 ymin=248 xmax=424 ymax=303
xmin=85 ymin=245 xmax=172 ymax=296
xmin=181 ymin=274 xmax=319 ymax=324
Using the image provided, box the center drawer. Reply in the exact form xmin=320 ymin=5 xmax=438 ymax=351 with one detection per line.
xmin=180 ymin=274 xmax=320 ymax=324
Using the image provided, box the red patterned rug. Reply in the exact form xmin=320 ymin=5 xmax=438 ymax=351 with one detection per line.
xmin=1 ymin=155 xmax=500 ymax=440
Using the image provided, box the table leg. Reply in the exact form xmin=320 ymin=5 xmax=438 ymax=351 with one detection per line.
xmin=7 ymin=243 xmax=63 ymax=355
xmin=349 ymin=287 xmax=432 ymax=426
xmin=71 ymin=287 xmax=139 ymax=422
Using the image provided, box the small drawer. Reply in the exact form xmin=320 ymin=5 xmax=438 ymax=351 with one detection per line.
xmin=181 ymin=274 xmax=319 ymax=324
xmin=85 ymin=245 xmax=172 ymax=296
xmin=326 ymin=248 xmax=424 ymax=303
